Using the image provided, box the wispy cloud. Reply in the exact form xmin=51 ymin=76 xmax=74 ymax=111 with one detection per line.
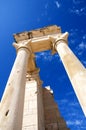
xmin=36 ymin=50 xmax=60 ymax=62
xmin=69 ymin=0 xmax=86 ymax=16
xmin=45 ymin=3 xmax=49 ymax=9
xmin=55 ymin=1 xmax=61 ymax=8
xmin=83 ymin=34 xmax=86 ymax=40
xmin=75 ymin=41 xmax=86 ymax=57
xmin=67 ymin=120 xmax=82 ymax=125
xmin=69 ymin=102 xmax=79 ymax=106
xmin=36 ymin=51 xmax=53 ymax=61
xmin=57 ymin=98 xmax=86 ymax=130
xmin=78 ymin=42 xmax=86 ymax=49
xmin=69 ymin=29 xmax=86 ymax=57
xmin=73 ymin=0 xmax=84 ymax=4
xmin=70 ymin=7 xmax=86 ymax=16
xmin=66 ymin=91 xmax=74 ymax=96
xmin=58 ymin=99 xmax=68 ymax=104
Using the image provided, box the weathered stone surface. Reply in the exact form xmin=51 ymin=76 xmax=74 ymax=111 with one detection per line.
xmin=13 ymin=25 xmax=61 ymax=42
xmin=22 ymin=80 xmax=38 ymax=130
xmin=52 ymin=33 xmax=86 ymax=116
xmin=0 ymin=41 xmax=31 ymax=130
xmin=0 ymin=25 xmax=71 ymax=130
xmin=22 ymin=73 xmax=45 ymax=130
xmin=43 ymin=87 xmax=69 ymax=130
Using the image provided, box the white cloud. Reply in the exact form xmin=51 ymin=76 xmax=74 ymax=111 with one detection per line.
xmin=78 ymin=42 xmax=86 ymax=49
xmin=66 ymin=91 xmax=74 ymax=96
xmin=73 ymin=0 xmax=84 ymax=4
xmin=67 ymin=120 xmax=82 ymax=125
xmin=57 ymin=99 xmax=68 ymax=104
xmin=35 ymin=50 xmax=60 ymax=63
xmin=55 ymin=1 xmax=61 ymax=8
xmin=83 ymin=34 xmax=86 ymax=40
xmin=69 ymin=29 xmax=86 ymax=57
xmin=45 ymin=3 xmax=48 ymax=9
xmin=78 ymin=52 xmax=83 ymax=56
xmin=36 ymin=51 xmax=53 ymax=61
xmin=74 ymin=9 xmax=79 ymax=14
xmin=69 ymin=28 xmax=78 ymax=38
xmin=70 ymin=7 xmax=86 ymax=16
xmin=75 ymin=41 xmax=86 ymax=56
xmin=69 ymin=102 xmax=78 ymax=106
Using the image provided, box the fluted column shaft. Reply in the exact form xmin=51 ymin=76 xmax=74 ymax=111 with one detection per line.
xmin=50 ymin=32 xmax=86 ymax=116
xmin=0 ymin=40 xmax=31 ymax=130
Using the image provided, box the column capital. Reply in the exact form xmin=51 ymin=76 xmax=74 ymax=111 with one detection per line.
xmin=29 ymin=68 xmax=40 ymax=75
xmin=49 ymin=32 xmax=69 ymax=54
xmin=26 ymin=68 xmax=40 ymax=80
xmin=26 ymin=69 xmax=43 ymax=86
xmin=13 ymin=39 xmax=32 ymax=53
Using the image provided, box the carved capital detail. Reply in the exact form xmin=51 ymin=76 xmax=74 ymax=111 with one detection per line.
xmin=49 ymin=32 xmax=69 ymax=54
xmin=13 ymin=39 xmax=32 ymax=53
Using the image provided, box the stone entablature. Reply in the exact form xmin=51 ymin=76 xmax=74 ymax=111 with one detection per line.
xmin=13 ymin=25 xmax=61 ymax=42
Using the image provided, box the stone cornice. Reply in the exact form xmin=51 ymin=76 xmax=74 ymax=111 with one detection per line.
xmin=13 ymin=25 xmax=61 ymax=42
xmin=13 ymin=25 xmax=61 ymax=54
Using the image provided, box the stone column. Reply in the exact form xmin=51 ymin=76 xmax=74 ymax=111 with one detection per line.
xmin=22 ymin=69 xmax=45 ymax=130
xmin=0 ymin=40 xmax=31 ymax=130
xmin=50 ymin=32 xmax=86 ymax=116
xmin=22 ymin=78 xmax=38 ymax=130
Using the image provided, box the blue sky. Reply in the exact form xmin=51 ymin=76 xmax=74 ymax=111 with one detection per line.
xmin=0 ymin=0 xmax=86 ymax=130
